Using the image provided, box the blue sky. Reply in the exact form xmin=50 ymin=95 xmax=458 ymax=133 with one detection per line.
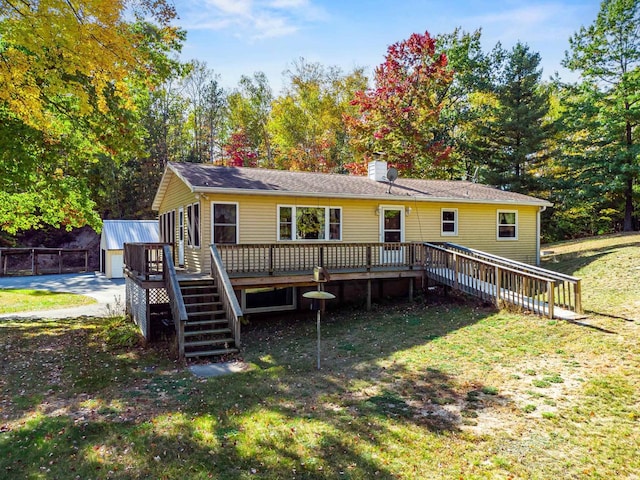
xmin=171 ymin=0 xmax=601 ymax=92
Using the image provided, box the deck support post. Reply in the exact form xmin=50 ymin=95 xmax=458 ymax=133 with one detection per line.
xmin=366 ymin=279 xmax=372 ymax=311
xmin=408 ymin=278 xmax=414 ymax=302
xmin=495 ymin=266 xmax=501 ymax=308
xmin=547 ymin=281 xmax=555 ymax=319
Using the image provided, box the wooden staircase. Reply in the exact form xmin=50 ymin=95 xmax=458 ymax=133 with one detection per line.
xmin=180 ymin=279 xmax=239 ymax=359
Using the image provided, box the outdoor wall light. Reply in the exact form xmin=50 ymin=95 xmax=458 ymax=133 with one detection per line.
xmin=406 ymin=207 xmax=412 ymax=216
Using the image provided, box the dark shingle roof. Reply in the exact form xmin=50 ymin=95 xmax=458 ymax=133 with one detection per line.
xmin=160 ymin=162 xmax=551 ymax=207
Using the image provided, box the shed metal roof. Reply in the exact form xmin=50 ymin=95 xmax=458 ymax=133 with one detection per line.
xmin=101 ymin=220 xmax=159 ymax=251
xmin=152 ymin=162 xmax=552 ymax=210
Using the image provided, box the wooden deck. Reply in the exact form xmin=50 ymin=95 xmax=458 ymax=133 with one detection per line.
xmin=217 ymin=242 xmax=424 ymax=284
xmin=123 ymin=241 xmax=584 ymax=360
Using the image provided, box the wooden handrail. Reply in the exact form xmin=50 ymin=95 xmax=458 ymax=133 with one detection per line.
xmin=443 ymin=242 xmax=580 ymax=282
xmin=424 ymin=243 xmax=567 ymax=318
xmin=163 ymin=245 xmax=188 ymax=359
xmin=210 ymin=245 xmax=244 ymax=348
xmin=217 ymin=242 xmax=425 ymax=276
xmin=441 ymin=242 xmax=582 ymax=314
xmin=123 ymin=243 xmax=168 ymax=280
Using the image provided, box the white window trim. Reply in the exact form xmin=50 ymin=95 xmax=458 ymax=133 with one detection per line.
xmin=440 ymin=208 xmax=458 ymax=237
xmin=277 ymin=205 xmax=342 ymax=241
xmin=497 ymin=210 xmax=518 ymax=241
xmin=186 ymin=204 xmax=194 ymax=248
xmin=378 ymin=205 xmax=405 ymax=243
xmin=187 ymin=202 xmax=201 ymax=249
xmin=241 ymin=287 xmax=297 ymax=313
xmin=211 ymin=201 xmax=239 ymax=244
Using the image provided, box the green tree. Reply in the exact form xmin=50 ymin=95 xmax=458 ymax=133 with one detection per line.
xmin=480 ymin=42 xmax=551 ymax=193
xmin=226 ymin=72 xmax=274 ymax=166
xmin=182 ymin=61 xmax=227 ymax=163
xmin=562 ymin=0 xmax=640 ymax=231
xmin=269 ymin=59 xmax=367 ymax=172
xmin=0 ymin=1 xmax=183 ymax=232
xmin=434 ymin=28 xmax=494 ymax=180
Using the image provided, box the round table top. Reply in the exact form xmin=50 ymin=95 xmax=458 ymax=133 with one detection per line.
xmin=302 ymin=291 xmax=336 ymax=300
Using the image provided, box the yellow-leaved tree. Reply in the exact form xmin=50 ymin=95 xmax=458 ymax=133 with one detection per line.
xmin=0 ymin=0 xmax=183 ymax=233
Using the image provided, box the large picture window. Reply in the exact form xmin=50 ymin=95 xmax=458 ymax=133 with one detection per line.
xmin=497 ymin=210 xmax=517 ymax=239
xmin=278 ymin=206 xmax=341 ymax=241
xmin=213 ymin=203 xmax=238 ymax=244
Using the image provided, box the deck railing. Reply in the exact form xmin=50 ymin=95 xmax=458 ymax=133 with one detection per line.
xmin=216 ymin=242 xmax=425 ymax=276
xmin=424 ymin=242 xmax=584 ymax=318
xmin=210 ymin=245 xmax=243 ymax=348
xmin=440 ymin=242 xmax=582 ymax=314
xmin=163 ymin=245 xmax=188 ymax=358
xmin=123 ymin=243 xmax=168 ymax=280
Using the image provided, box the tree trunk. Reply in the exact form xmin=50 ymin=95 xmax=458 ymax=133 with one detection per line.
xmin=624 ymin=177 xmax=634 ymax=231
xmin=623 ymin=114 xmax=634 ymax=231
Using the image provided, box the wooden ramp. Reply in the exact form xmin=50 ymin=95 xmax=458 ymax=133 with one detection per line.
xmin=424 ymin=243 xmax=584 ymax=320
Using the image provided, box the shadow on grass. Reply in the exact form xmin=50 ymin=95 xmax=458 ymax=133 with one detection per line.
xmin=540 ymin=240 xmax=640 ymax=276
xmin=0 ymin=298 xmax=511 ymax=478
xmin=583 ymin=310 xmax=637 ymax=323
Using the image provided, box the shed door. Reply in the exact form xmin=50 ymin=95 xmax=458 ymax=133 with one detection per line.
xmin=380 ymin=207 xmax=404 ymax=264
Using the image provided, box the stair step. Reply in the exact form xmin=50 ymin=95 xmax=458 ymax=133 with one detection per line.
xmin=185 ymin=301 xmax=222 ymax=309
xmin=184 ymin=328 xmax=231 ymax=337
xmin=180 ymin=284 xmax=217 ymax=290
xmin=188 ymin=310 xmax=225 ymax=318
xmin=184 ymin=348 xmax=239 ymax=359
xmin=186 ymin=319 xmax=229 ymax=327
xmin=179 ymin=278 xmax=214 ymax=285
xmin=185 ymin=337 xmax=235 ymax=348
xmin=182 ymin=292 xmax=219 ymax=298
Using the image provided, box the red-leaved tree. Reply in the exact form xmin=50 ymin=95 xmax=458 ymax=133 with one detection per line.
xmin=222 ymin=130 xmax=258 ymax=167
xmin=345 ymin=31 xmax=454 ymax=177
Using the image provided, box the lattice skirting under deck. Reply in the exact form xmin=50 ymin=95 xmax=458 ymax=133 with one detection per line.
xmin=125 ymin=278 xmax=170 ymax=340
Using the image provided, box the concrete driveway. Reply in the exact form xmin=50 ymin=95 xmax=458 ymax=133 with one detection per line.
xmin=0 ymin=272 xmax=126 ymax=319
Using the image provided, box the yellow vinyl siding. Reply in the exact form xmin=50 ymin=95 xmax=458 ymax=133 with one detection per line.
xmin=158 ymin=173 xmax=541 ymax=270
xmin=157 ymin=173 xmax=204 ymax=272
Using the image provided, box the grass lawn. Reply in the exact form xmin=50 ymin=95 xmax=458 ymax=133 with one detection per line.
xmin=1 ymin=235 xmax=639 ymax=479
xmin=0 ymin=288 xmax=96 ymax=314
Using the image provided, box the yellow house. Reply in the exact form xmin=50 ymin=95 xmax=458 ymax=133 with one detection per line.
xmin=132 ymin=161 xmax=575 ymax=358
xmin=153 ymin=160 xmax=551 ymax=271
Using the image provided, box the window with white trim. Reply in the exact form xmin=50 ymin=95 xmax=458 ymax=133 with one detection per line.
xmin=278 ymin=206 xmax=342 ymax=241
xmin=441 ymin=208 xmax=458 ymax=236
xmin=497 ymin=210 xmax=517 ymax=239
xmin=187 ymin=203 xmax=200 ymax=247
xmin=212 ymin=203 xmax=238 ymax=244
xmin=242 ymin=287 xmax=296 ymax=313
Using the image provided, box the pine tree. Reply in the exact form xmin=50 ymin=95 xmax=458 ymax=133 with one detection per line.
xmin=481 ymin=42 xmax=551 ymax=193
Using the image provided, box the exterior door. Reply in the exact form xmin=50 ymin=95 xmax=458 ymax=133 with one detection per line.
xmin=178 ymin=207 xmax=185 ymax=266
xmin=380 ymin=207 xmax=404 ymax=264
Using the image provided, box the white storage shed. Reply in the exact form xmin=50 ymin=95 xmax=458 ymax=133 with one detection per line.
xmin=100 ymin=220 xmax=159 ymax=279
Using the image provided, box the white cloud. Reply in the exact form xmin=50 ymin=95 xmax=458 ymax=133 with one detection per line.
xmin=177 ymin=0 xmax=327 ymax=40
xmin=464 ymin=3 xmax=581 ymax=44
xmin=268 ymin=0 xmax=308 ymax=8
